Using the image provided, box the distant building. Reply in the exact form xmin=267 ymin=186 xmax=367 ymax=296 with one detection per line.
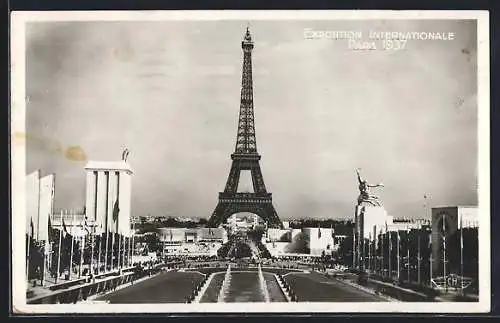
xmin=50 ymin=210 xmax=97 ymax=238
xmin=303 ymin=227 xmax=335 ymax=256
xmin=386 ymin=218 xmax=430 ymax=232
xmin=264 ymin=227 xmax=335 ymax=256
xmin=157 ymin=227 xmax=228 ymax=255
xmin=431 ymin=206 xmax=478 ymax=279
xmin=130 ymin=216 xmax=142 ymax=225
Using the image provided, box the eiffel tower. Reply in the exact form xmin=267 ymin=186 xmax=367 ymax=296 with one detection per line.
xmin=207 ymin=28 xmax=283 ymax=229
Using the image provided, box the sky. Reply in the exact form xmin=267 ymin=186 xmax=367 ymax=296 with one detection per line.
xmin=25 ymin=19 xmax=478 ymax=220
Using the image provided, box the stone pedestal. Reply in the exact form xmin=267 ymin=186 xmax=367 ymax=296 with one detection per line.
xmin=354 ymin=204 xmax=388 ymax=271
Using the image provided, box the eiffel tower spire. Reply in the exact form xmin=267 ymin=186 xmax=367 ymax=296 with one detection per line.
xmin=235 ymin=27 xmax=257 ymax=155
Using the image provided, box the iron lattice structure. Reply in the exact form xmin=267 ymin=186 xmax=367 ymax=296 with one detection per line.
xmin=207 ymin=29 xmax=283 ymax=229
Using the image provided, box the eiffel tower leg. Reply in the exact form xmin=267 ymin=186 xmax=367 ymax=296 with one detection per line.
xmin=250 ymin=164 xmax=267 ymax=193
xmin=262 ymin=204 xmax=283 ymax=229
xmin=207 ymin=202 xmax=231 ymax=228
xmin=224 ymin=161 xmax=241 ymax=193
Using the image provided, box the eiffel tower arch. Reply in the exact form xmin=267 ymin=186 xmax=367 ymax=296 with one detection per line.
xmin=207 ymin=28 xmax=283 ymax=229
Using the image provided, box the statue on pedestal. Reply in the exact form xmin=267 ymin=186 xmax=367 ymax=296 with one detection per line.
xmin=356 ymin=168 xmax=384 ymax=207
xmin=122 ymin=148 xmax=130 ymax=162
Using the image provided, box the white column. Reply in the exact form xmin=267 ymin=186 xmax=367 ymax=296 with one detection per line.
xmin=107 ymin=171 xmax=117 ymax=233
xmin=119 ymin=171 xmax=132 ymax=236
xmin=96 ymin=171 xmax=107 ymax=234
xmin=85 ymin=171 xmax=97 ymax=222
xmin=26 ymin=170 xmax=41 ymax=240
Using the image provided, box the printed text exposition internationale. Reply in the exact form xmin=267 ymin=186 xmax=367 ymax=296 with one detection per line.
xmin=304 ymin=30 xmax=456 ymax=41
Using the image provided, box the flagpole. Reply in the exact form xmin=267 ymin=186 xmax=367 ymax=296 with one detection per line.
xmin=90 ymin=224 xmax=95 ymax=275
xmin=120 ymin=234 xmax=123 ymax=268
xmin=375 ymin=232 xmax=379 ymax=274
xmin=443 ymin=214 xmax=447 ymax=291
xmin=56 ymin=210 xmax=63 ymax=284
xmin=397 ymin=231 xmax=400 ymax=281
xmin=111 ymin=210 xmax=116 ymax=270
xmin=117 ymin=231 xmax=121 ymax=270
xmin=423 ymin=194 xmax=430 ymax=287
xmin=97 ymin=225 xmax=102 ymax=274
xmin=430 ymin=233 xmax=433 ymax=287
xmin=363 ymin=236 xmax=367 ymax=272
xmin=352 ymin=227 xmax=356 ymax=269
xmin=131 ymin=221 xmax=135 ymax=266
xmin=460 ymin=216 xmax=464 ymax=291
xmin=79 ymin=220 xmax=85 ymax=279
xmin=407 ymin=231 xmax=410 ymax=283
xmin=381 ymin=229 xmax=384 ymax=277
xmin=26 ymin=218 xmax=32 ymax=283
xmin=105 ymin=225 xmax=109 ymax=273
xmin=129 ymin=226 xmax=133 ymax=267
xmin=373 ymin=226 xmax=377 ymax=274
xmin=41 ymin=240 xmax=47 ymax=287
xmin=128 ymin=223 xmax=134 ymax=266
xmin=69 ymin=210 xmax=75 ymax=280
xmin=417 ymin=232 xmax=421 ymax=285
xmin=388 ymin=231 xmax=392 ymax=279
xmin=368 ymin=233 xmax=371 ymax=273
xmin=122 ymin=234 xmax=125 ymax=268
xmin=117 ymin=231 xmax=121 ymax=269
xmin=116 ymin=173 xmax=121 ymax=271
xmin=127 ymin=235 xmax=131 ymax=267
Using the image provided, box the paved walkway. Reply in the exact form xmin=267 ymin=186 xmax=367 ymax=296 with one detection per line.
xmin=97 ymin=271 xmax=206 ymax=303
xmin=283 ymin=272 xmax=387 ymax=302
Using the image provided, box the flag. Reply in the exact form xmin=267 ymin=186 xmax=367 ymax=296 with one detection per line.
xmin=62 ymin=218 xmax=68 ymax=237
xmin=389 ymin=231 xmax=393 ymax=250
xmin=441 ymin=214 xmax=446 ymax=240
xmin=460 ymin=217 xmax=464 ymax=249
xmin=48 ymin=216 xmax=56 ymax=242
xmin=83 ymin=216 xmax=90 ymax=235
xmin=30 ymin=217 xmax=34 ymax=237
xmin=112 ymin=199 xmax=120 ymax=222
xmin=48 ymin=216 xmax=52 ymax=234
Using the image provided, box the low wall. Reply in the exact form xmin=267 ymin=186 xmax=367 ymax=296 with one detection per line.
xmin=28 ymin=272 xmax=138 ymax=304
xmin=27 ymin=262 xmax=185 ymax=304
xmin=367 ymin=279 xmax=435 ymax=302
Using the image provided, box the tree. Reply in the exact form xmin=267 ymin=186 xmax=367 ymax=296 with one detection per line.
xmin=144 ymin=233 xmax=162 ymax=253
xmin=228 ymin=241 xmax=252 ymax=259
xmin=338 ymin=235 xmax=353 ymax=267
